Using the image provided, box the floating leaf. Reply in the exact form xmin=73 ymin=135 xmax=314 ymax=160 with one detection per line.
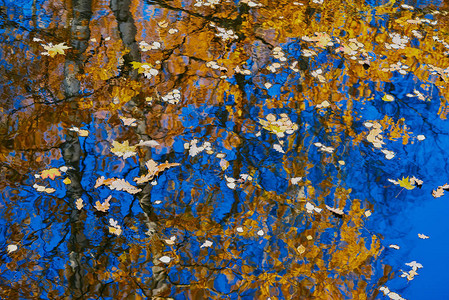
xmin=78 ymin=130 xmax=89 ymax=137
xmin=108 ymin=218 xmax=122 ymax=236
xmin=200 ymin=240 xmax=213 ymax=248
xmin=94 ymin=195 xmax=111 ymax=212
xmin=219 ymin=158 xmax=229 ymax=171
xmin=110 ymin=140 xmax=137 ymax=159
xmin=273 ymin=144 xmax=285 ymax=153
xmin=410 ymin=176 xmax=423 ymax=188
xmin=109 ymin=179 xmax=142 ymax=194
xmin=326 ymin=205 xmax=344 ymax=216
xmin=306 ymin=202 xmax=322 ymax=214
xmin=136 ymin=140 xmax=160 ymax=147
xmin=418 ymin=233 xmax=429 ymax=239
xmin=109 ymin=226 xmax=122 ymax=236
xmin=41 ymin=168 xmax=62 ymax=180
xmin=95 ymin=176 xmax=110 ymax=188
xmin=291 ymin=177 xmax=302 ymax=185
xmin=119 ymin=116 xmax=137 ymax=126
xmin=405 ymin=261 xmax=423 ymax=271
xmin=63 ymin=177 xmax=71 ymax=185
xmin=7 ymin=244 xmax=18 ymax=253
xmin=75 ymin=198 xmax=84 ymax=210
xmin=159 ymin=256 xmax=171 ymax=263
xmin=41 ymin=42 xmax=71 ymax=57
xmin=382 ymin=94 xmax=395 ymax=102
xmin=397 ymin=176 xmax=415 ymax=190
xmin=33 ymin=184 xmax=56 ymax=194
xmin=389 ymin=244 xmax=400 ymax=250
xmin=164 ymin=236 xmax=176 ymax=245
xmin=432 ymin=187 xmax=444 ymax=198
xmin=134 ymin=160 xmax=181 ymax=184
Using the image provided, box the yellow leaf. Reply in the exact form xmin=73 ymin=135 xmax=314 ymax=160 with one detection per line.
xmin=297 ymin=245 xmax=306 ymax=254
xmin=41 ymin=42 xmax=71 ymax=57
xmin=78 ymin=130 xmax=89 ymax=137
xmin=110 ymin=140 xmax=137 ymax=159
xmin=397 ymin=176 xmax=415 ymax=190
xmin=109 ymin=226 xmax=122 ymax=236
xmin=382 ymin=94 xmax=394 ymax=102
xmin=63 ymin=177 xmax=71 ymax=185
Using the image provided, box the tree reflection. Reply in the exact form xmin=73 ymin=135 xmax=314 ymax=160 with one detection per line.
xmin=1 ymin=0 xmax=449 ymax=298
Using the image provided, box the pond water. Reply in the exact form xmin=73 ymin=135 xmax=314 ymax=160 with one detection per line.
xmin=1 ymin=0 xmax=449 ymax=299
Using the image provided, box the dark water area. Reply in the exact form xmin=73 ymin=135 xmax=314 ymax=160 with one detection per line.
xmin=1 ymin=0 xmax=449 ymax=299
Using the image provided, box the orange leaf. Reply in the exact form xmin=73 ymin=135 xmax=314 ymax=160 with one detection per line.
xmin=95 ymin=196 xmax=111 ymax=212
xmin=41 ymin=168 xmax=62 ymax=180
xmin=134 ymin=160 xmax=181 ymax=184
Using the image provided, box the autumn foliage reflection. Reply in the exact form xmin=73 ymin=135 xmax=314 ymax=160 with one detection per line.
xmin=1 ymin=0 xmax=448 ymax=299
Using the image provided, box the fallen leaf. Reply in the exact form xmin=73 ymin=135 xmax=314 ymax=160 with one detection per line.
xmin=78 ymin=130 xmax=89 ymax=137
xmin=41 ymin=168 xmax=62 ymax=180
xmin=397 ymin=176 xmax=415 ymax=190
xmin=109 ymin=226 xmax=122 ymax=236
xmin=441 ymin=183 xmax=449 ymax=190
xmin=95 ymin=195 xmax=111 ymax=212
xmin=41 ymin=42 xmax=71 ymax=57
xmin=75 ymin=198 xmax=84 ymax=210
xmin=110 ymin=140 xmax=137 ymax=159
xmin=382 ymin=94 xmax=395 ymax=101
xmin=134 ymin=160 xmax=181 ymax=184
xmin=200 ymin=240 xmax=213 ymax=248
xmin=95 ymin=176 xmax=115 ymax=188
xmin=158 ymin=20 xmax=169 ymax=28
xmin=273 ymin=144 xmax=285 ymax=153
xmin=109 ymin=179 xmax=142 ymax=194
xmin=389 ymin=244 xmax=400 ymax=249
xmin=159 ymin=256 xmax=171 ymax=263
xmin=418 ymin=233 xmax=429 ymax=239
xmin=44 ymin=188 xmax=56 ymax=194
xmin=306 ymin=202 xmax=322 ymax=213
xmin=7 ymin=244 xmax=18 ymax=253
xmin=119 ymin=116 xmax=137 ymax=126
xmin=291 ymin=177 xmax=302 ymax=185
xmin=219 ymin=158 xmax=229 ymax=171
xmin=405 ymin=261 xmax=423 ymax=271
xmin=432 ymin=187 xmax=444 ymax=198
xmin=410 ymin=176 xmax=423 ymax=187
xmin=164 ymin=236 xmax=176 ymax=245
xmin=326 ymin=205 xmax=344 ymax=216
xmin=63 ymin=177 xmax=71 ymax=185
xmin=136 ymin=140 xmax=160 ymax=147
xmin=297 ymin=245 xmax=306 ymax=254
